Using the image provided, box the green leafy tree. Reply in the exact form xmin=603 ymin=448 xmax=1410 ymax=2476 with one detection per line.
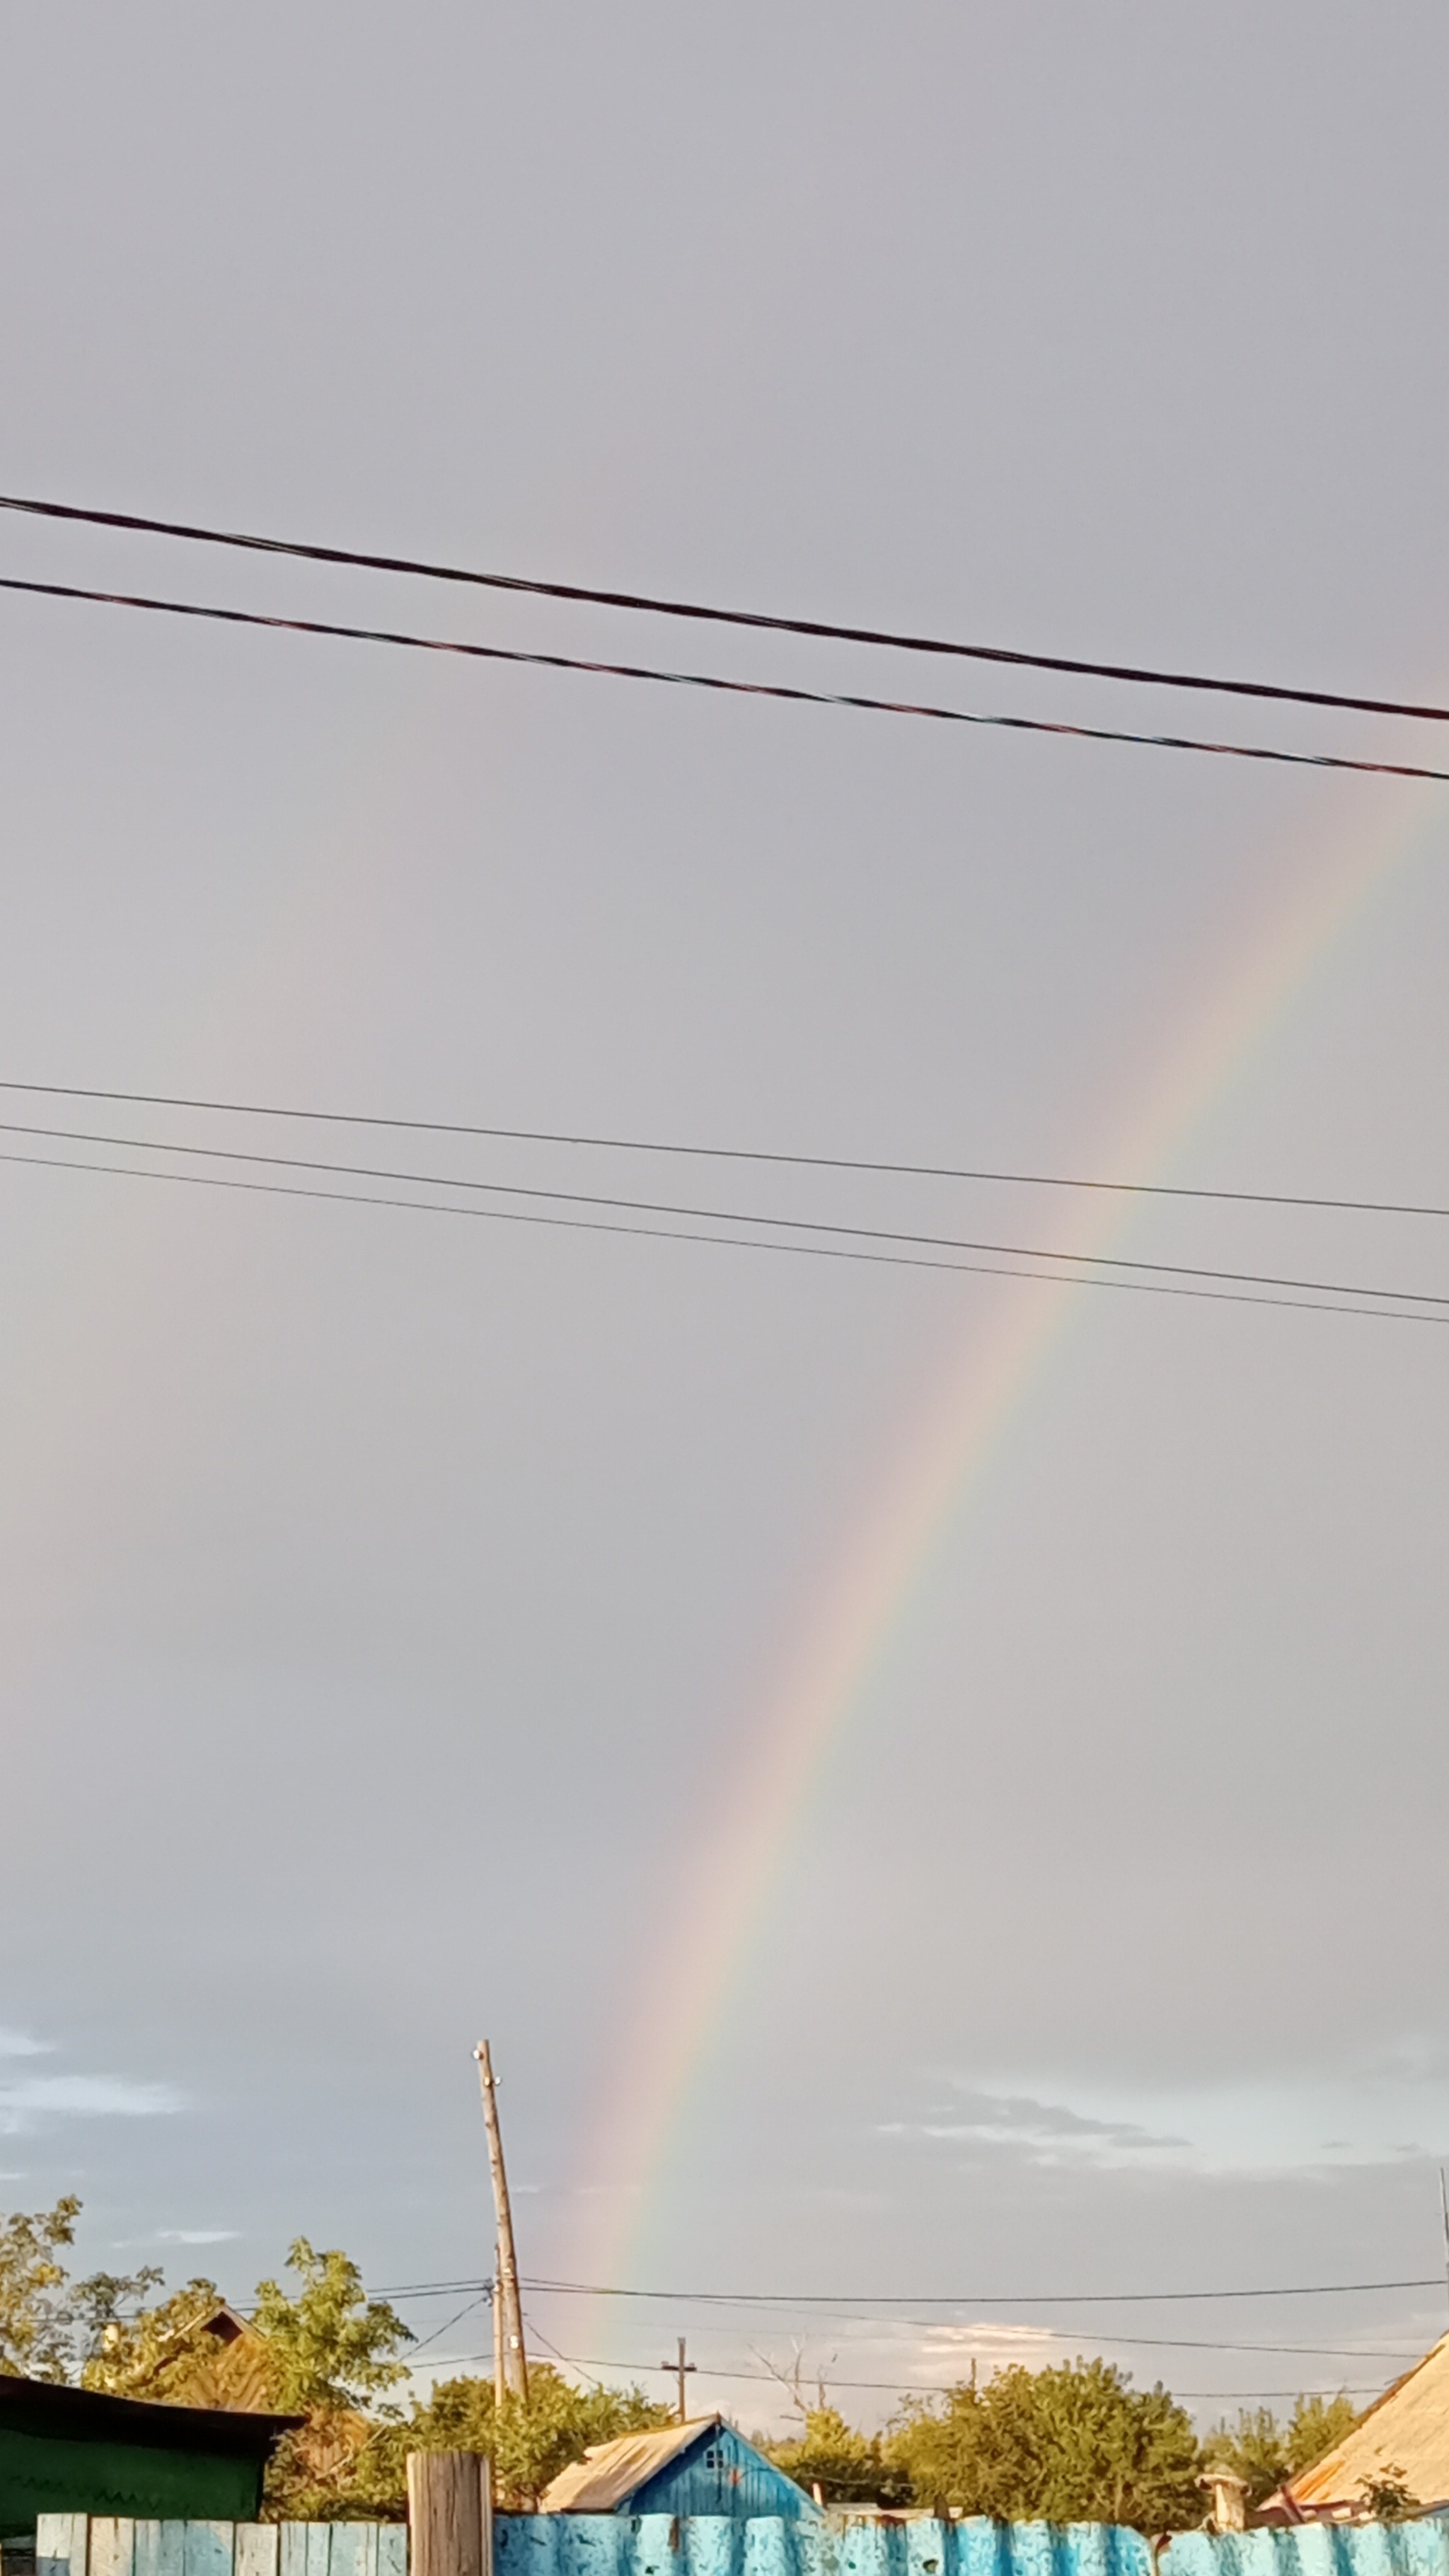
xmin=402 ymin=2366 xmax=671 ymax=2509
xmin=1205 ymin=2393 xmax=1359 ymax=2509
xmin=79 ymin=2279 xmax=226 ymax=2400
xmin=885 ymin=2358 xmax=1202 ymax=2529
xmin=253 ymin=2241 xmax=415 ymax=2521
xmin=253 ymin=2241 xmax=413 ymax=2413
xmin=765 ymin=2406 xmax=909 ymax=2507
xmin=0 ymin=2198 xmax=164 ymax=2386
xmin=0 ymin=2198 xmax=83 ymax=2379
xmin=1287 ymin=2394 xmax=1358 ymax=2474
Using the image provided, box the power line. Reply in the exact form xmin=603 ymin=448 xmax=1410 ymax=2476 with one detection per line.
xmin=403 ymin=2344 xmax=1385 ymax=2404
xmin=4 ymin=490 xmax=1446 ymax=728
xmin=362 ymin=2277 xmax=1426 ymax=2360
xmin=516 ymin=2272 xmax=1446 ymax=2308
xmin=4 ymin=1079 xmax=1449 ymax=1227
xmin=3 ymin=574 xmax=1448 ymax=785
xmin=3 ymin=1132 xmax=1448 ymax=1327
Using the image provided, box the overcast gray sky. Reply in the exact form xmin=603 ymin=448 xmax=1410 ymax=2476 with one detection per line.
xmin=4 ymin=2 xmax=1449 ymax=2432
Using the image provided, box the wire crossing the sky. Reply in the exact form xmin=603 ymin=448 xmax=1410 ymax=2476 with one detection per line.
xmin=4 ymin=490 xmax=1448 ymax=725
xmin=3 ymin=574 xmax=1448 ymax=782
xmin=4 ymin=1136 xmax=1448 ymax=1327
xmin=4 ymin=1079 xmax=1448 ymax=1224
xmin=4 ymin=1112 xmax=1449 ymax=1308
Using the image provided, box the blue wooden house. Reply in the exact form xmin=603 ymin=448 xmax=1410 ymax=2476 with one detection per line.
xmin=540 ymin=2417 xmax=816 ymax=2519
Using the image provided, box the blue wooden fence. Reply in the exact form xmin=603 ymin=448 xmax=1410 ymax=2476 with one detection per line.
xmin=34 ymin=2506 xmax=1449 ymax=2576
xmin=495 ymin=2515 xmax=1148 ymax=2576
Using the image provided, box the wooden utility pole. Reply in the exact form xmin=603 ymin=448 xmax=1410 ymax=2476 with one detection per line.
xmin=660 ymin=2335 xmax=695 ymax=2424
xmin=492 ymin=2237 xmax=504 ymax=2401
xmin=475 ymin=2040 xmax=528 ymax=2401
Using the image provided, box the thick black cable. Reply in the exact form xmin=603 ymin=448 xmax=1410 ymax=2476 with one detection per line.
xmin=4 ymin=1079 xmax=1448 ymax=1225
xmin=3 ymin=574 xmax=1448 ymax=784
xmin=4 ymin=1114 xmax=1448 ymax=1310
xmin=3 ymin=490 xmax=1446 ymax=727
xmin=2 ymin=1143 xmax=1444 ymax=1327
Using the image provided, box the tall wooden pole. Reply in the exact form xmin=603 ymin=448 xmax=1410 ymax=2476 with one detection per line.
xmin=492 ymin=2236 xmax=504 ymax=2406
xmin=659 ymin=2334 xmax=695 ymax=2424
xmin=475 ymin=2040 xmax=529 ymax=2400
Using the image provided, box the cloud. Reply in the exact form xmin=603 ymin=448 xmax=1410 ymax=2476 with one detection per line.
xmin=0 ymin=2032 xmax=54 ymax=2060
xmin=882 ymin=2089 xmax=1189 ymax=2169
xmin=156 ymin=2229 xmax=237 ymax=2245
xmin=0 ymin=2074 xmax=182 ymax=2133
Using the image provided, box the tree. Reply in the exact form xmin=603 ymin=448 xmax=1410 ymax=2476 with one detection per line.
xmin=0 ymin=2198 xmax=165 ymax=2386
xmin=401 ymin=2366 xmax=671 ymax=2509
xmin=765 ymin=2407 xmax=909 ymax=2507
xmin=1287 ymin=2393 xmax=1358 ymax=2474
xmin=0 ymin=2198 xmax=83 ymax=2380
xmin=885 ymin=2358 xmax=1203 ymax=2530
xmin=79 ymin=2278 xmax=227 ymax=2401
xmin=251 ymin=2241 xmax=415 ymax=2521
xmin=1205 ymin=2393 xmax=1359 ymax=2509
xmin=253 ymin=2242 xmax=413 ymax=2413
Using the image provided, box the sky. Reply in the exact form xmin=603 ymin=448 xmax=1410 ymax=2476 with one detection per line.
xmin=4 ymin=1 xmax=1449 ymax=2437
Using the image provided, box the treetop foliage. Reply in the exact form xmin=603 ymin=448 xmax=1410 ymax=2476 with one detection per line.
xmin=877 ymin=2358 xmax=1203 ymax=2530
xmin=1203 ymin=2394 xmax=1360 ymax=2509
xmin=0 ymin=2198 xmax=1366 ymax=2526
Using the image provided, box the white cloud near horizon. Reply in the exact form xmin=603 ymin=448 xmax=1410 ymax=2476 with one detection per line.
xmin=890 ymin=2067 xmax=1449 ymax=2179
xmin=0 ymin=2072 xmax=182 ymax=2132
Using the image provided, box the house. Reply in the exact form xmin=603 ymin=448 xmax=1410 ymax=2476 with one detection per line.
xmin=540 ymin=2416 xmax=818 ymax=2518
xmin=0 ymin=2375 xmax=297 ymax=2533
xmin=1264 ymin=2332 xmax=1449 ymax=2522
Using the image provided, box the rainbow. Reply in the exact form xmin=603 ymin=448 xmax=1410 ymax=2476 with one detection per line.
xmin=579 ymin=770 xmax=1445 ymax=2299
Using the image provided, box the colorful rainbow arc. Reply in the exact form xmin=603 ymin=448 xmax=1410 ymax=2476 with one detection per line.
xmin=576 ymin=774 xmax=1445 ymax=2308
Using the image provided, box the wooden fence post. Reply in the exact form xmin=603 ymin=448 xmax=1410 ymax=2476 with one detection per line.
xmin=407 ymin=2456 xmax=491 ymax=2576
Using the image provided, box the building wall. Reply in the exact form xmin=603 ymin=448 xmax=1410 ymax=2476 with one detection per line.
xmin=1 ymin=2433 xmax=263 ymax=2533
xmin=631 ymin=2431 xmax=813 ymax=2522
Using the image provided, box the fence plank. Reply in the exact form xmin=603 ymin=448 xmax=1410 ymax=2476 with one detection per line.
xmin=37 ymin=2516 xmax=87 ymax=2576
xmin=236 ymin=2534 xmax=279 ymax=2576
xmin=378 ymin=2530 xmax=409 ymax=2576
xmin=328 ymin=2529 xmax=369 ymax=2576
xmin=182 ymin=2525 xmax=233 ymax=2576
xmin=279 ymin=2528 xmax=310 ymax=2576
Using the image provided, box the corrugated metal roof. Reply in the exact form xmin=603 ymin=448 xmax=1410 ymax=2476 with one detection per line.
xmin=541 ymin=2417 xmax=724 ymax=2512
xmin=1287 ymin=2330 xmax=1449 ymax=2515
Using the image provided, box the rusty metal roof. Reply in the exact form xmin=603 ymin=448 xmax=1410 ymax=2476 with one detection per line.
xmin=541 ymin=2416 xmax=725 ymax=2512
xmin=1287 ymin=2330 xmax=1449 ymax=2516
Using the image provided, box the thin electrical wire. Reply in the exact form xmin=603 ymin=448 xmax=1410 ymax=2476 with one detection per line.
xmin=3 ymin=574 xmax=1448 ymax=784
xmin=4 ymin=1114 xmax=1448 ymax=1310
xmin=363 ymin=2281 xmax=1424 ymax=2361
xmin=3 ymin=1143 xmax=1443 ymax=1332
xmin=4 ymin=490 xmax=1446 ymax=727
xmin=401 ymin=2345 xmax=1382 ymax=2404
xmin=4 ymin=1078 xmax=1448 ymax=1225
xmin=400 ymin=2293 xmax=490 ymax=2362
xmin=516 ymin=2273 xmax=1446 ymax=2309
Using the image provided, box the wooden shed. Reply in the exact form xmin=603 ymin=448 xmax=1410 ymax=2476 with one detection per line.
xmin=0 ymin=2377 xmax=297 ymax=2534
xmin=540 ymin=2416 xmax=816 ymax=2518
